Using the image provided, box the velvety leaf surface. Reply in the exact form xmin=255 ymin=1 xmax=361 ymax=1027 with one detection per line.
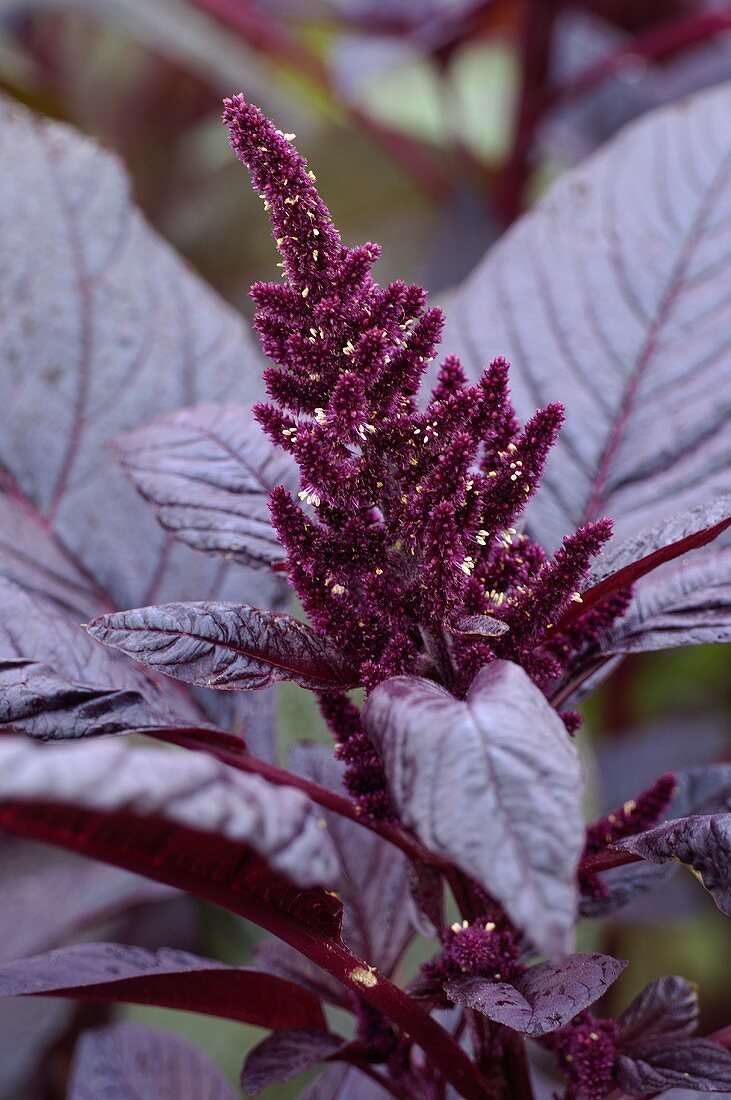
xmin=0 ymin=943 xmax=325 ymax=1030
xmin=364 ymin=660 xmax=584 ymax=958
xmin=618 ymin=813 xmax=731 ymax=917
xmin=445 ymin=953 xmax=626 ymax=1036
xmin=0 ymin=737 xmax=338 ymax=888
xmin=444 ymin=83 xmax=731 ymax=549
xmin=587 ymin=500 xmax=731 ymax=588
xmin=88 ymin=602 xmax=358 ymax=691
xmin=289 ymin=742 xmax=414 ymax=974
xmin=617 ymin=976 xmax=700 ymax=1049
xmin=616 ymin=1038 xmax=731 ymax=1095
xmin=597 ymin=546 xmax=731 ymax=654
xmin=242 ymin=1028 xmax=346 ymax=1095
xmin=68 ymin=1021 xmax=239 ymax=1100
xmin=0 ymin=657 xmax=167 ymax=740
xmin=0 ymin=494 xmax=102 ymax=619
xmin=0 ymin=94 xmax=277 ymax=749
xmin=113 ymin=402 xmax=297 ymax=569
xmin=0 ymin=578 xmax=185 ymax=732
xmin=0 ymin=94 xmax=271 ymax=610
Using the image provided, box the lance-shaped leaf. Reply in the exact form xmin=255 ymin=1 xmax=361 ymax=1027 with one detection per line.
xmin=618 ymin=813 xmax=731 ymax=917
xmin=242 ymin=1028 xmax=348 ymax=1096
xmin=0 ymin=739 xmax=343 ymax=941
xmin=69 ymin=1021 xmax=239 ymax=1100
xmin=598 ymin=545 xmax=731 ymax=654
xmin=555 ymin=498 xmax=731 ymax=634
xmin=88 ymin=602 xmax=358 ymax=691
xmin=0 ymin=657 xmax=167 ymax=740
xmin=0 ymin=943 xmax=326 ymax=1030
xmin=444 ymin=83 xmax=731 ymax=550
xmin=617 ymin=976 xmax=699 ymax=1050
xmin=445 ymin=954 xmax=626 ymax=1037
xmin=113 ymin=403 xmax=297 ymax=569
xmin=616 ymin=1037 xmax=731 ymax=1095
xmin=0 ymin=578 xmax=184 ymax=729
xmin=364 ymin=661 xmax=584 ymax=958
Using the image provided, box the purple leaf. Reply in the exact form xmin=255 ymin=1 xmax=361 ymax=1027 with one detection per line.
xmin=242 ymin=1028 xmax=347 ymax=1095
xmin=0 ymin=837 xmax=173 ymax=1095
xmin=0 ymin=737 xmax=339 ymax=891
xmin=364 ymin=660 xmax=584 ymax=958
xmin=289 ymin=742 xmax=414 ymax=974
xmin=68 ymin=1021 xmax=238 ymax=1100
xmin=0 ymin=494 xmax=103 ymax=619
xmin=0 ymin=943 xmax=326 ymax=1030
xmin=0 ymin=578 xmax=185 ymax=733
xmin=617 ymin=976 xmax=700 ymax=1050
xmin=618 ymin=813 xmax=731 ymax=917
xmin=0 ymin=657 xmax=167 ymax=740
xmin=0 ymin=94 xmax=277 ymax=746
xmin=444 ymin=83 xmax=731 ymax=550
xmin=112 ymin=402 xmax=297 ymax=570
xmin=598 ymin=545 xmax=731 ymax=654
xmin=445 ymin=953 xmax=626 ymax=1037
xmin=555 ymin=499 xmax=731 ymax=634
xmin=616 ymin=1037 xmax=731 ymax=1095
xmin=87 ymin=602 xmax=358 ymax=691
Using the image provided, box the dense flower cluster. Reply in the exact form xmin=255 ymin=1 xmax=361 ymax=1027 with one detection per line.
xmin=413 ymin=917 xmax=524 ymax=1005
xmin=223 ymin=95 xmax=625 ymax=815
xmin=552 ymin=1013 xmax=619 ymax=1100
xmin=581 ymin=772 xmax=677 ymax=898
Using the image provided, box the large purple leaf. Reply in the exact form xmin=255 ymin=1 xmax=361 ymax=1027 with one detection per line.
xmin=444 ymin=83 xmax=731 ymax=550
xmin=597 ymin=545 xmax=731 ymax=654
xmin=0 ymin=943 xmax=326 ymax=1030
xmin=0 ymin=737 xmax=338 ymax=890
xmin=0 ymin=94 xmax=278 ymax=750
xmin=616 ymin=1037 xmax=731 ymax=1095
xmin=0 ymin=576 xmax=203 ymax=745
xmin=445 ymin=953 xmax=625 ymax=1037
xmin=87 ymin=602 xmax=358 ymax=691
xmin=242 ymin=1028 xmax=347 ymax=1096
xmin=617 ymin=976 xmax=700 ymax=1050
xmin=112 ymin=402 xmax=297 ymax=569
xmin=0 ymin=657 xmax=168 ymax=740
xmin=68 ymin=1021 xmax=239 ymax=1100
xmin=0 ymin=494 xmax=102 ymax=619
xmin=364 ymin=661 xmax=584 ymax=959
xmin=289 ymin=742 xmax=414 ymax=974
xmin=618 ymin=813 xmax=731 ymax=917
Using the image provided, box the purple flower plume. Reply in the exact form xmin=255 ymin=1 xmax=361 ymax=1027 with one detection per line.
xmin=223 ymin=94 xmax=622 ymax=815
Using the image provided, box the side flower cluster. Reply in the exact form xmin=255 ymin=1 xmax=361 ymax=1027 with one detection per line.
xmin=223 ymin=95 xmax=626 ymax=815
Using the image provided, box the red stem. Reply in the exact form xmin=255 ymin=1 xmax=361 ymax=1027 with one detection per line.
xmin=549 ymin=10 xmax=731 ymax=111
xmin=494 ymin=0 xmax=559 ymax=224
xmin=502 ymin=1029 xmax=536 ymax=1100
xmin=579 ymin=848 xmax=641 ymax=876
xmin=149 ymin=726 xmax=451 ymax=871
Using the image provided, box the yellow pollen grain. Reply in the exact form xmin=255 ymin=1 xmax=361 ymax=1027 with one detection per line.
xmin=350 ymin=966 xmax=377 ymax=988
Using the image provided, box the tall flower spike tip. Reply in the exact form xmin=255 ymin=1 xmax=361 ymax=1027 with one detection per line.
xmin=224 ymin=97 xmax=628 ymax=805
